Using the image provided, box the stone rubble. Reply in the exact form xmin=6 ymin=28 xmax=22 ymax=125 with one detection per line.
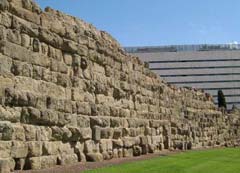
xmin=0 ymin=0 xmax=239 ymax=172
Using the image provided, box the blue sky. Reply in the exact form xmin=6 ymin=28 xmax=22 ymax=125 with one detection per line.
xmin=35 ymin=0 xmax=240 ymax=47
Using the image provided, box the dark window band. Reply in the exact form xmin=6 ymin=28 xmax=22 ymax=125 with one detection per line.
xmin=169 ymin=80 xmax=240 ymax=84
xmin=148 ymin=58 xmax=240 ymax=64
xmin=161 ymin=73 xmax=240 ymax=77
xmin=212 ymin=95 xmax=240 ymax=98
xmin=150 ymin=66 xmax=240 ymax=70
xmin=214 ymin=102 xmax=240 ymax=105
xmin=203 ymin=87 xmax=240 ymax=91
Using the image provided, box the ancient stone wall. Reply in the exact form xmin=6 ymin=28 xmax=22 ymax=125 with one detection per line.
xmin=0 ymin=0 xmax=239 ymax=172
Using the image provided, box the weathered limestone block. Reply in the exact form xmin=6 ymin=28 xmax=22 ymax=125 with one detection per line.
xmin=11 ymin=141 xmax=28 ymax=158
xmin=42 ymin=141 xmax=60 ymax=155
xmin=23 ymin=125 xmax=36 ymax=141
xmin=76 ymin=102 xmax=91 ymax=115
xmin=12 ymin=16 xmax=39 ymax=38
xmin=20 ymin=33 xmax=30 ymax=48
xmin=0 ymin=141 xmax=11 ymax=158
xmin=123 ymin=148 xmax=133 ymax=157
xmin=119 ymin=108 xmax=130 ymax=118
xmin=0 ymin=158 xmax=15 ymax=173
xmin=76 ymin=116 xmax=90 ymax=128
xmin=128 ymin=118 xmax=149 ymax=128
xmin=96 ymin=104 xmax=111 ymax=117
xmin=0 ymin=106 xmax=21 ymax=123
xmin=51 ymin=126 xmax=72 ymax=141
xmin=150 ymin=120 xmax=170 ymax=128
xmin=112 ymin=139 xmax=124 ymax=148
xmin=0 ymin=0 xmax=9 ymax=11
xmin=0 ymin=12 xmax=11 ymax=28
xmin=99 ymin=139 xmax=113 ymax=153
xmin=38 ymin=126 xmax=52 ymax=141
xmin=63 ymin=53 xmax=73 ymax=66
xmin=58 ymin=112 xmax=72 ymax=126
xmin=90 ymin=117 xmax=110 ymax=128
xmin=6 ymin=29 xmax=22 ymax=45
xmin=0 ymin=121 xmax=13 ymax=140
xmin=110 ymin=118 xmax=128 ymax=128
xmin=86 ymin=153 xmax=103 ymax=162
xmin=12 ymin=60 xmax=33 ymax=77
xmin=28 ymin=141 xmax=43 ymax=157
xmin=59 ymin=142 xmax=75 ymax=155
xmin=84 ymin=140 xmax=99 ymax=153
xmin=122 ymin=137 xmax=137 ymax=148
xmin=74 ymin=142 xmax=86 ymax=162
xmin=113 ymin=128 xmax=122 ymax=139
xmin=12 ymin=124 xmax=25 ymax=141
xmin=40 ymin=12 xmax=66 ymax=36
xmin=0 ymin=77 xmax=13 ymax=103
xmin=57 ymin=154 xmax=78 ymax=165
xmin=29 ymin=155 xmax=57 ymax=170
xmin=40 ymin=109 xmax=58 ymax=126
xmin=0 ymin=54 xmax=12 ymax=76
xmin=48 ymin=46 xmax=63 ymax=61
xmin=101 ymin=128 xmax=114 ymax=139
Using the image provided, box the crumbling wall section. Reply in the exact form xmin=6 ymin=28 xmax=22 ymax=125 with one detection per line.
xmin=0 ymin=0 xmax=239 ymax=172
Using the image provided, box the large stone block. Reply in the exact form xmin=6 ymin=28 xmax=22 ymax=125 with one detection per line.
xmin=74 ymin=142 xmax=86 ymax=162
xmin=90 ymin=117 xmax=110 ymax=128
xmin=37 ymin=126 xmax=52 ymax=141
xmin=0 ymin=106 xmax=21 ymax=123
xmin=86 ymin=153 xmax=103 ymax=162
xmin=0 ymin=121 xmax=13 ymax=140
xmin=77 ymin=116 xmax=90 ymax=128
xmin=112 ymin=139 xmax=124 ymax=148
xmin=128 ymin=118 xmax=149 ymax=128
xmin=12 ymin=124 xmax=25 ymax=141
xmin=0 ymin=158 xmax=15 ymax=173
xmin=0 ymin=76 xmax=13 ymax=103
xmin=113 ymin=128 xmax=122 ymax=139
xmin=0 ymin=141 xmax=11 ymax=158
xmin=101 ymin=128 xmax=114 ymax=139
xmin=0 ymin=12 xmax=11 ymax=28
xmin=28 ymin=141 xmax=43 ymax=157
xmin=0 ymin=54 xmax=12 ymax=76
xmin=57 ymin=154 xmax=78 ymax=165
xmin=11 ymin=141 xmax=28 ymax=158
xmin=40 ymin=109 xmax=58 ymax=126
xmin=0 ymin=0 xmax=9 ymax=11
xmin=110 ymin=118 xmax=128 ymax=128
xmin=84 ymin=140 xmax=99 ymax=153
xmin=123 ymin=148 xmax=133 ymax=157
xmin=76 ymin=102 xmax=91 ymax=115
xmin=99 ymin=139 xmax=113 ymax=152
xmin=122 ymin=137 xmax=136 ymax=148
xmin=42 ymin=141 xmax=60 ymax=155
xmin=57 ymin=112 xmax=72 ymax=127
xmin=29 ymin=155 xmax=57 ymax=170
xmin=10 ymin=3 xmax=40 ymax=24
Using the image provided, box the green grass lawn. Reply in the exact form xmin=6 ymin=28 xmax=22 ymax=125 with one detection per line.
xmin=83 ymin=148 xmax=240 ymax=173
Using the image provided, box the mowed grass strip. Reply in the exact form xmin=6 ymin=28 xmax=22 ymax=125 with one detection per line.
xmin=83 ymin=148 xmax=240 ymax=173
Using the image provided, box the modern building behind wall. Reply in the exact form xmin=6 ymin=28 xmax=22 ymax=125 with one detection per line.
xmin=125 ymin=44 xmax=240 ymax=109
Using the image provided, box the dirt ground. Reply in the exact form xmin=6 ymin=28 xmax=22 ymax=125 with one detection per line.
xmin=16 ymin=150 xmax=180 ymax=173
